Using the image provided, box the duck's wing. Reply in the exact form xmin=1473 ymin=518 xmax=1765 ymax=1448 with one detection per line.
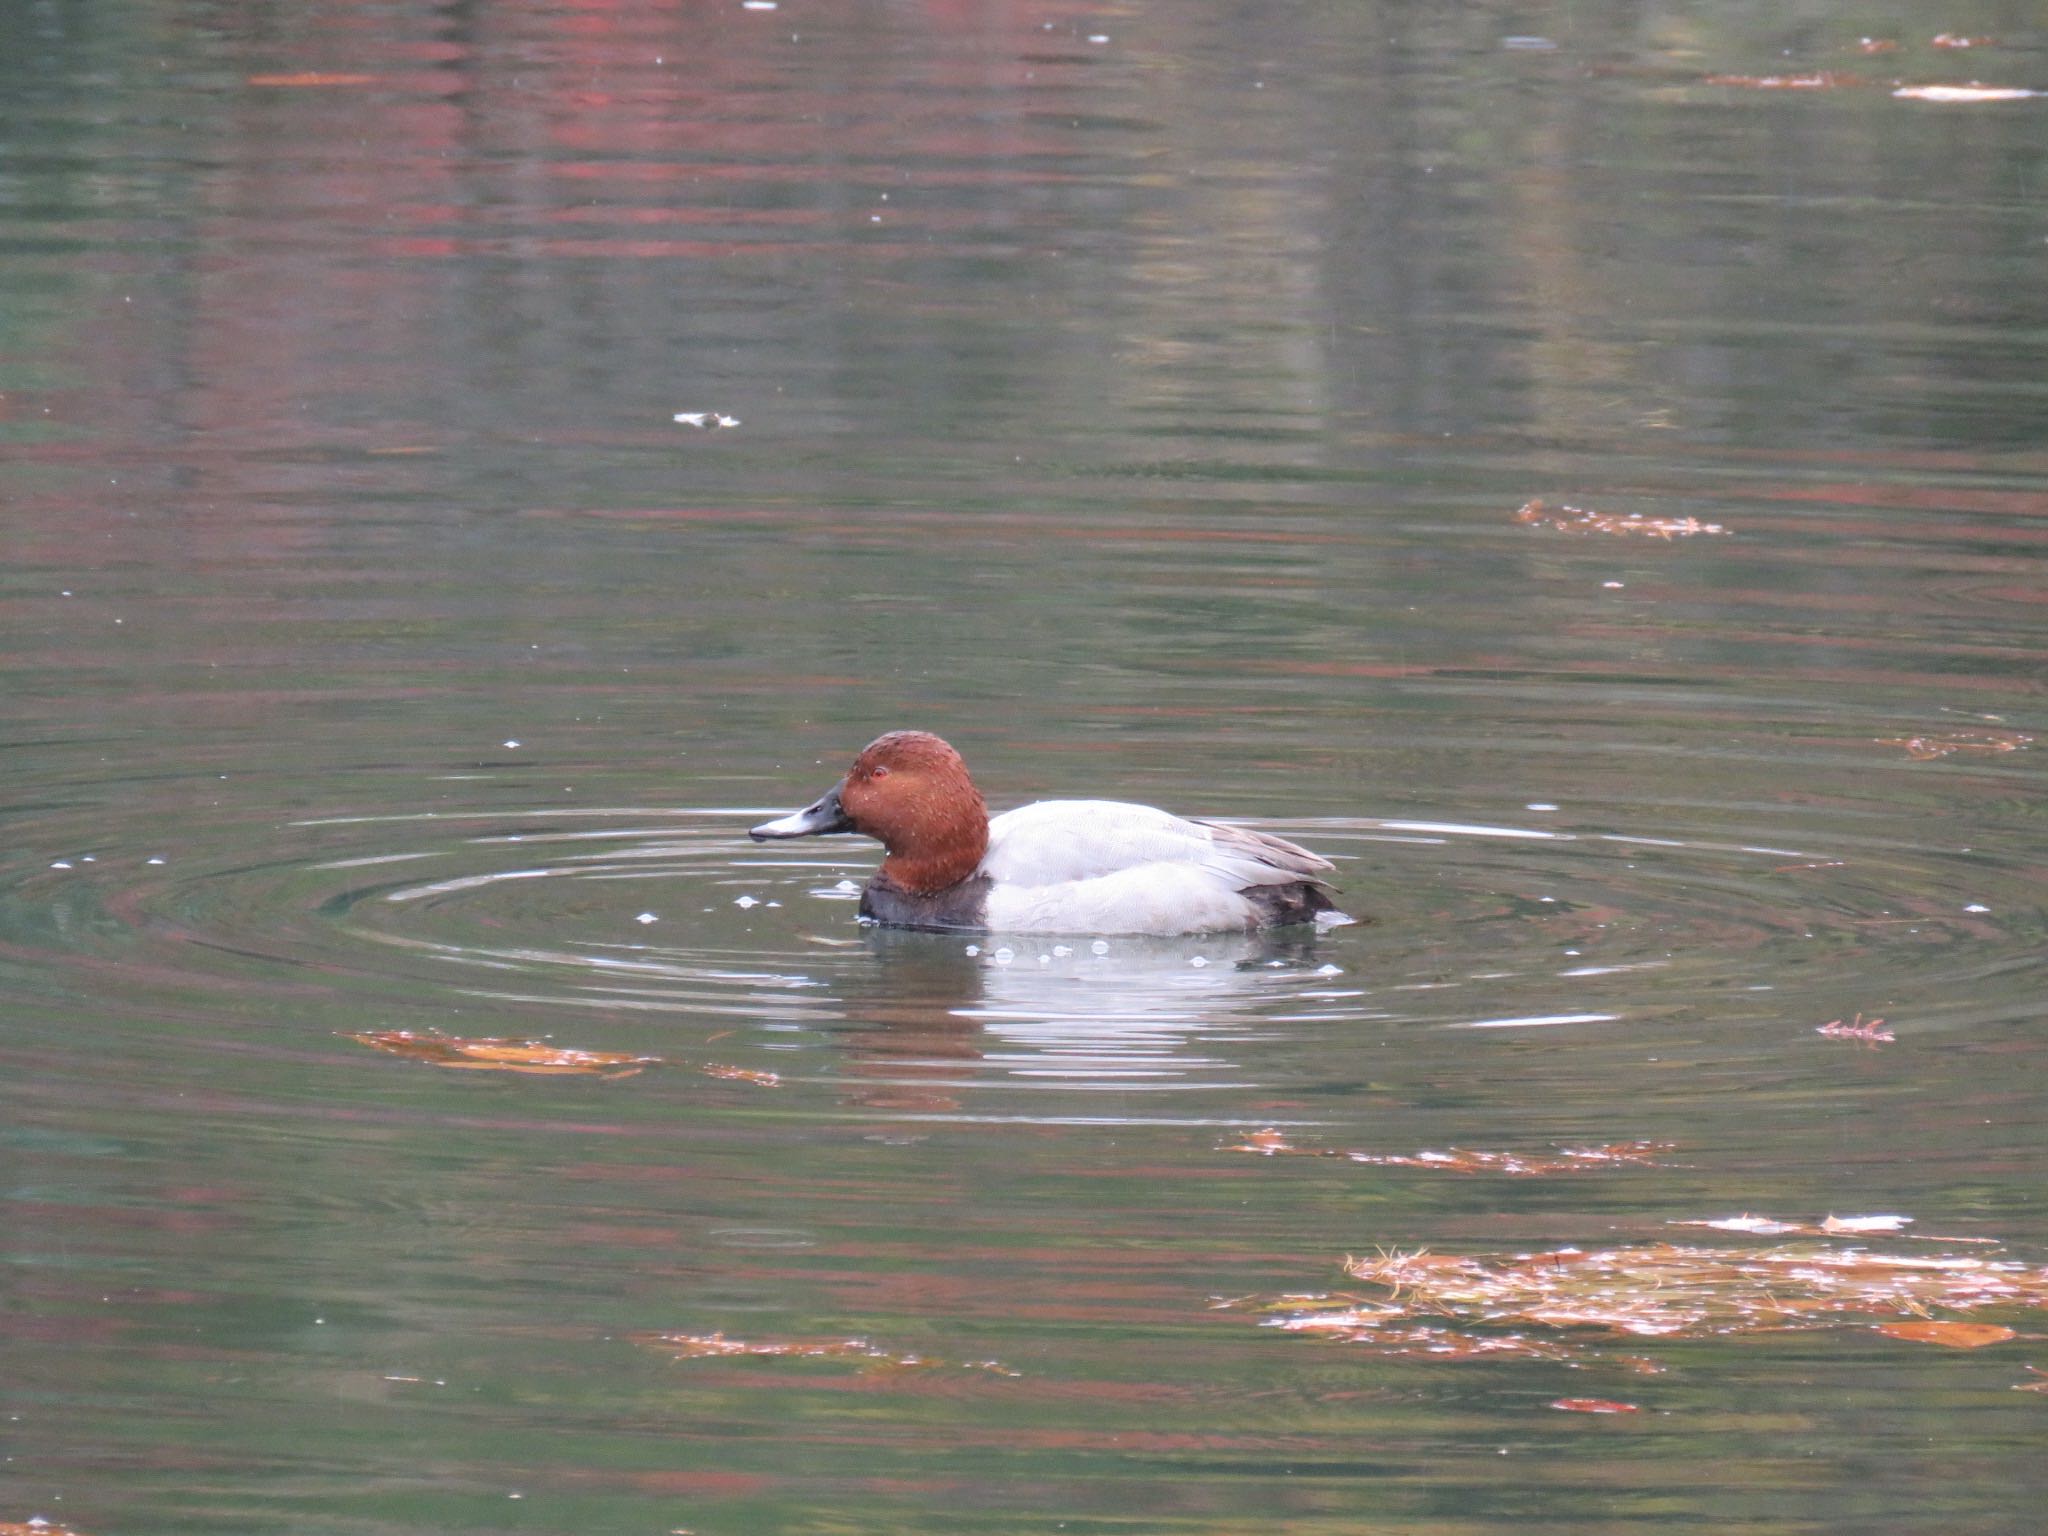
xmin=983 ymin=800 xmax=1335 ymax=891
xmin=1190 ymin=817 xmax=1337 ymax=887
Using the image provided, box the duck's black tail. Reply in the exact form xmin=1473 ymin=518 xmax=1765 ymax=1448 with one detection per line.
xmin=1243 ymin=880 xmax=1354 ymax=929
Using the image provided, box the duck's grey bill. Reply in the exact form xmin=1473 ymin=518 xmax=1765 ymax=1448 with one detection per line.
xmin=750 ymin=785 xmax=854 ymax=840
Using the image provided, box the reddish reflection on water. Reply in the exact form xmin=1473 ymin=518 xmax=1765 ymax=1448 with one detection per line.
xmin=4 ymin=1 xmax=2048 ymax=1533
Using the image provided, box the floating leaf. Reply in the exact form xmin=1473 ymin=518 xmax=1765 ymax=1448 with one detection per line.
xmin=246 ymin=71 xmax=379 ymax=87
xmin=1705 ymin=72 xmax=1858 ymax=90
xmin=1227 ymin=1127 xmax=1300 ymax=1155
xmin=1230 ymin=1130 xmax=1670 ymax=1176
xmin=1874 ymin=1321 xmax=2017 ymax=1349
xmin=1551 ymin=1397 xmax=1641 ymax=1413
xmin=1 ymin=1523 xmax=89 ymax=1536
xmin=1817 ymin=1012 xmax=1894 ymax=1043
xmin=1255 ymin=1240 xmax=2048 ymax=1367
xmin=1876 ymin=730 xmax=2032 ymax=760
xmin=347 ymin=1029 xmax=655 ymax=1077
xmin=1346 ymin=1142 xmax=1671 ymax=1176
xmin=1515 ymin=499 xmax=1728 ymax=539
xmin=1930 ymin=35 xmax=1994 ymax=49
xmin=631 ymin=1331 xmax=1016 ymax=1375
xmin=700 ymin=1063 xmax=782 ymax=1087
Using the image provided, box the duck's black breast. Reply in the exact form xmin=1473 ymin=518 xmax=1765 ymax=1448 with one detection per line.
xmin=859 ymin=873 xmax=991 ymax=932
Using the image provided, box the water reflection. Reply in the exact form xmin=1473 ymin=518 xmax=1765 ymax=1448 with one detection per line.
xmin=5 ymin=1 xmax=2047 ymax=1532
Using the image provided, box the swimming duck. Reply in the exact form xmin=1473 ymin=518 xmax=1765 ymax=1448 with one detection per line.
xmin=750 ymin=730 xmax=1348 ymax=935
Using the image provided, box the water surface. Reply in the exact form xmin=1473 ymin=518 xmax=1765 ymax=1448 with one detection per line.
xmin=4 ymin=3 xmax=2045 ymax=1533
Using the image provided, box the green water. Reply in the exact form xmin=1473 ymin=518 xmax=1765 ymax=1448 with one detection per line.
xmin=4 ymin=3 xmax=2045 ymax=1532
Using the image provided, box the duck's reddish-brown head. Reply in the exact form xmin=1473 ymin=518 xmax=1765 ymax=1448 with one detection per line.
xmin=750 ymin=730 xmax=989 ymax=896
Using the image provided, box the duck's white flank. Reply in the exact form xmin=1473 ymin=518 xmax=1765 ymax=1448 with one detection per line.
xmin=979 ymin=799 xmax=1342 ymax=936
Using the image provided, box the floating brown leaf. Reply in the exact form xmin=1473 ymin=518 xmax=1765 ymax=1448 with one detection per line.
xmin=1816 ymin=1012 xmax=1894 ymax=1044
xmin=1876 ymin=730 xmax=2032 ymax=760
xmin=347 ymin=1029 xmax=655 ymax=1077
xmin=1551 ymin=1397 xmax=1641 ymax=1413
xmin=1874 ymin=1320 xmax=2017 ymax=1349
xmin=1227 ymin=1127 xmax=1301 ymax=1155
xmin=1 ymin=1524 xmax=88 ymax=1536
xmin=1348 ymin=1142 xmax=1671 ymax=1176
xmin=1515 ymin=499 xmax=1728 ymax=539
xmin=246 ymin=71 xmax=380 ymax=87
xmin=1227 ymin=1129 xmax=1669 ymax=1176
xmin=1930 ymin=34 xmax=1994 ymax=49
xmin=631 ymin=1330 xmax=1016 ymax=1375
xmin=1256 ymin=1241 xmax=2048 ymax=1366
xmin=700 ymin=1063 xmax=782 ymax=1087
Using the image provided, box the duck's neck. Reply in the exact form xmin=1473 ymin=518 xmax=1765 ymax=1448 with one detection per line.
xmin=877 ymin=798 xmax=988 ymax=895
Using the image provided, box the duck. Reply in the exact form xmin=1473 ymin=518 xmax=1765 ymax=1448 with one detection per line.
xmin=749 ymin=730 xmax=1349 ymax=935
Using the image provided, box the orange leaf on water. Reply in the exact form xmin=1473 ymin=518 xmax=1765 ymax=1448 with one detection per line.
xmin=1874 ymin=1320 xmax=2017 ymax=1349
xmin=1551 ymin=1398 xmax=1641 ymax=1414
xmin=700 ymin=1063 xmax=782 ymax=1087
xmin=1273 ymin=1240 xmax=2048 ymax=1367
xmin=1877 ymin=730 xmax=2032 ymax=759
xmin=245 ymin=71 xmax=380 ymax=87
xmin=1228 ymin=1127 xmax=1306 ymax=1155
xmin=347 ymin=1029 xmax=655 ymax=1077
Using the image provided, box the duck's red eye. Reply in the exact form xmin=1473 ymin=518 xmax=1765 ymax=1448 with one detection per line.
xmin=871 ymin=764 xmax=890 ymax=779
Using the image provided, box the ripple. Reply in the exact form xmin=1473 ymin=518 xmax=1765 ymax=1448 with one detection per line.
xmin=6 ymin=792 xmax=2039 ymax=1123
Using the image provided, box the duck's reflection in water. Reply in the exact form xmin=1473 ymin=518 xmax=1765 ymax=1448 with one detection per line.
xmin=827 ymin=925 xmax=1338 ymax=1115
